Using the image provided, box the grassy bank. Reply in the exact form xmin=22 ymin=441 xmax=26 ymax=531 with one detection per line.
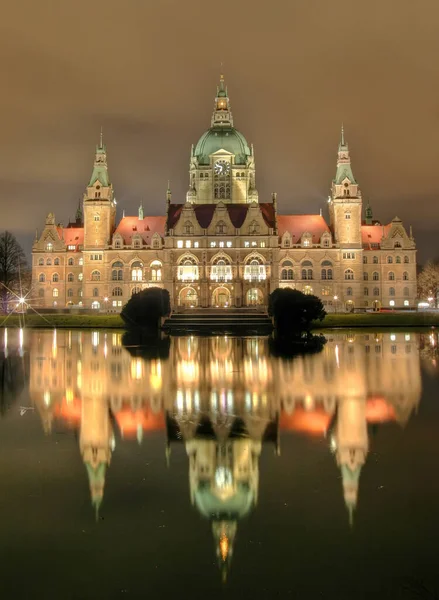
xmin=315 ymin=312 xmax=439 ymax=329
xmin=0 ymin=311 xmax=438 ymax=330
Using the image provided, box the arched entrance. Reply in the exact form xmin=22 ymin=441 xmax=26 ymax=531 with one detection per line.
xmin=372 ymin=300 xmax=381 ymax=311
xmin=91 ymin=301 xmax=100 ymax=310
xmin=179 ymin=287 xmax=198 ymax=308
xmin=246 ymin=288 xmax=264 ymax=306
xmin=212 ymin=287 xmax=231 ymax=308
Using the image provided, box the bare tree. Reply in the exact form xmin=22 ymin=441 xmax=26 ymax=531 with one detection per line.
xmin=418 ymin=261 xmax=439 ymax=306
xmin=0 ymin=231 xmax=27 ymax=313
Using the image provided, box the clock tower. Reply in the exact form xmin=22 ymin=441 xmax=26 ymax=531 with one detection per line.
xmin=187 ymin=75 xmax=258 ymax=204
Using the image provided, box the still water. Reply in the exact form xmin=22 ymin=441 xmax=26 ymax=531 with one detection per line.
xmin=0 ymin=328 xmax=439 ymax=599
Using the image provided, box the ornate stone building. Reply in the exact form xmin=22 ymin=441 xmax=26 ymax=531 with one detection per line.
xmin=32 ymin=77 xmax=417 ymax=311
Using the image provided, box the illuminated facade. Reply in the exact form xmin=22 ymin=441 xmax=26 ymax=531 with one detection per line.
xmin=32 ymin=77 xmax=417 ymax=312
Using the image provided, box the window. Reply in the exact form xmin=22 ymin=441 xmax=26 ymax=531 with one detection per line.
xmin=133 ymin=238 xmax=141 ymax=249
xmin=387 ymin=256 xmax=393 ymax=264
xmin=364 ymin=287 xmax=369 ymax=296
xmin=226 ymin=241 xmax=232 ymax=248
xmin=54 ymin=258 xmax=60 ymax=266
xmin=281 ymin=260 xmax=294 ymax=280
xmin=219 ymin=242 xmax=224 ymax=248
xmin=216 ymin=221 xmax=227 ymax=235
xmin=67 ymin=289 xmax=73 ymax=298
xmin=343 ymin=252 xmax=355 ymax=259
xmin=112 ymin=300 xmax=123 ymax=307
xmin=177 ymin=240 xmax=183 ymax=248
xmin=251 ymin=241 xmax=257 ymax=247
xmin=346 ymin=287 xmax=353 ymax=296
xmin=403 ymin=271 xmax=409 ymax=281
xmin=210 ymin=242 xmax=217 ymax=247
xmin=363 ymin=256 xmax=367 ymax=264
xmin=131 ymin=261 xmax=143 ymax=282
xmin=303 ymin=285 xmax=313 ymax=295
xmin=389 ymin=287 xmax=395 ymax=296
xmin=396 ymin=256 xmax=401 ymax=264
xmin=184 ymin=221 xmax=193 ymax=235
xmin=260 ymin=241 xmax=266 ymax=248
xmin=404 ymin=256 xmax=409 ymax=264
xmin=321 ymin=287 xmax=331 ymax=296
xmin=394 ymin=241 xmax=402 ymax=248
xmin=373 ymin=272 xmax=379 ymax=281
xmin=38 ymin=258 xmax=44 ymax=266
xmin=301 ymin=261 xmax=313 ymax=280
xmin=249 ymin=221 xmax=259 ymax=234
xmin=38 ymin=273 xmax=45 ymax=283
xmin=93 ymin=288 xmax=99 ymax=297
xmin=46 ymin=242 xmax=53 ymax=251
xmin=244 ymin=241 xmax=249 ymax=248
xmin=91 ymin=254 xmax=103 ymax=261
xmin=373 ymin=287 xmax=379 ymax=296
xmin=67 ymin=245 xmax=75 ymax=250
xmin=152 ymin=237 xmax=160 ymax=249
xmin=244 ymin=258 xmax=266 ymax=281
xmin=388 ymin=272 xmax=395 ymax=281
xmin=68 ymin=258 xmax=74 ymax=266
xmin=284 ymin=239 xmax=291 ymax=248
xmin=114 ymin=239 xmax=122 ymax=249
xmin=404 ymin=300 xmax=409 ymax=306
xmin=132 ymin=287 xmax=141 ymax=295
xmin=373 ymin=256 xmax=378 ymax=264
xmin=68 ymin=273 xmax=74 ymax=282
xmin=150 ymin=260 xmax=162 ymax=282
xmin=52 ymin=288 xmax=59 ymax=298
xmin=194 ymin=241 xmax=199 ymax=248
xmin=345 ymin=269 xmax=354 ymax=280
xmin=302 ymin=238 xmax=311 ymax=247
xmin=211 ymin=258 xmax=232 ymax=282
xmin=322 ymin=238 xmax=330 ymax=248
xmin=112 ymin=287 xmax=123 ymax=297
xmin=79 ymin=258 xmax=83 ymax=266
xmin=389 ymin=300 xmax=395 ymax=306
xmin=403 ymin=287 xmax=409 ymax=296
xmin=178 ymin=257 xmax=199 ymax=282
xmin=363 ymin=272 xmax=368 ymax=281
xmin=78 ymin=273 xmax=83 ymax=281
xmin=46 ymin=258 xmax=52 ymax=266
xmin=38 ymin=288 xmax=44 ymax=298
xmin=52 ymin=273 xmax=59 ymax=283
xmin=91 ymin=270 xmax=101 ymax=281
xmin=79 ymin=288 xmax=83 ymax=297
xmin=94 ymin=214 xmax=100 ymax=221
xmin=345 ymin=212 xmax=351 ymax=219
xmin=185 ymin=240 xmax=192 ymax=248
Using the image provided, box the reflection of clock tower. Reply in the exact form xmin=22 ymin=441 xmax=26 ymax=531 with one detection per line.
xmin=187 ymin=75 xmax=258 ymax=204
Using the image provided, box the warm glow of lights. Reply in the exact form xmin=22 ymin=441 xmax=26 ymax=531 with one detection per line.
xmin=366 ymin=397 xmax=396 ymax=423
xmin=92 ymin=331 xmax=99 ymax=347
xmin=19 ymin=327 xmax=23 ymax=349
xmin=130 ymin=358 xmax=143 ymax=380
xmin=66 ymin=388 xmax=74 ymax=403
xmin=43 ymin=391 xmax=51 ymax=406
xmin=280 ymin=408 xmax=332 ymax=436
xmin=335 ymin=344 xmax=340 ymax=368
xmin=3 ymin=328 xmax=7 ymax=350
xmin=219 ymin=535 xmax=229 ymax=562
xmin=52 ymin=329 xmax=57 ymax=358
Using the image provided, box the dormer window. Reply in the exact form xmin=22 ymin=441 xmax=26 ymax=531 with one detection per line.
xmin=249 ymin=221 xmax=259 ymax=235
xmin=46 ymin=242 xmax=53 ymax=252
xmin=94 ymin=214 xmax=100 ymax=221
xmin=345 ymin=212 xmax=351 ymax=219
xmin=184 ymin=221 xmax=194 ymax=235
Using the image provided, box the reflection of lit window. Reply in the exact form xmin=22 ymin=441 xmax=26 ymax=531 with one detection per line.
xmin=131 ymin=358 xmax=143 ymax=380
xmin=43 ymin=391 xmax=51 ymax=406
xmin=215 ymin=467 xmax=233 ymax=489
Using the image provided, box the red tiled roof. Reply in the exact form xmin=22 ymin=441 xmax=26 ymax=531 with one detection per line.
xmin=361 ymin=224 xmax=391 ymax=249
xmin=62 ymin=227 xmax=84 ymax=246
xmin=115 ymin=216 xmax=166 ymax=244
xmin=277 ymin=214 xmax=330 ymax=242
xmin=167 ymin=203 xmax=276 ymax=230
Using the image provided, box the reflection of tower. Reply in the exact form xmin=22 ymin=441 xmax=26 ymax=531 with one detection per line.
xmin=334 ymin=396 xmax=368 ymax=525
xmin=79 ymin=394 xmax=113 ymax=517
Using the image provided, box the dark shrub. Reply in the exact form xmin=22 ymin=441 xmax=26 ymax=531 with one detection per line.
xmin=121 ymin=287 xmax=171 ymax=330
xmin=268 ymin=288 xmax=326 ymax=338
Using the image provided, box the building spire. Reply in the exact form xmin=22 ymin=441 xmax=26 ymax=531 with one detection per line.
xmin=138 ymin=202 xmax=144 ymax=220
xmin=334 ymin=125 xmax=357 ymax=184
xmin=211 ymin=73 xmax=233 ymax=127
xmin=365 ymin=202 xmax=373 ymax=225
xmin=75 ymin=199 xmax=83 ymax=223
xmin=89 ymin=130 xmax=110 ymax=187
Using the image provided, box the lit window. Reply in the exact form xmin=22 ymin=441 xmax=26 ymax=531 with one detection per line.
xmin=226 ymin=241 xmax=232 ymax=248
xmin=404 ymin=300 xmax=409 ymax=306
xmin=244 ymin=241 xmax=249 ymax=248
xmin=210 ymin=242 xmax=217 ymax=247
xmin=251 ymin=241 xmax=257 ymax=247
xmin=219 ymin=241 xmax=224 ymax=248
xmin=260 ymin=241 xmax=266 ymax=248
xmin=91 ymin=270 xmax=101 ymax=281
xmin=79 ymin=258 xmax=83 ymax=266
xmin=177 ymin=240 xmax=183 ymax=248
xmin=303 ymin=239 xmax=310 ymax=247
xmin=185 ymin=240 xmax=192 ymax=248
xmin=67 ymin=245 xmax=75 ymax=250
xmin=389 ymin=300 xmax=395 ymax=306
xmin=46 ymin=242 xmax=53 ymax=251
xmin=78 ymin=273 xmax=83 ymax=281
xmin=52 ymin=288 xmax=59 ymax=298
xmin=112 ymin=300 xmax=122 ymax=307
xmin=194 ymin=241 xmax=199 ymax=248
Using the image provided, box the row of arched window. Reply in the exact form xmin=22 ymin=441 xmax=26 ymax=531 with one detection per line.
xmin=363 ymin=271 xmax=409 ymax=281
xmin=364 ymin=255 xmax=410 ymax=264
xmin=112 ymin=237 xmax=161 ymax=249
xmin=38 ymin=257 xmax=84 ymax=266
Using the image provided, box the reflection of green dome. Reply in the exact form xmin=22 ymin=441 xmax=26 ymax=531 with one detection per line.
xmin=194 ymin=483 xmax=254 ymax=519
xmin=194 ymin=127 xmax=251 ymax=165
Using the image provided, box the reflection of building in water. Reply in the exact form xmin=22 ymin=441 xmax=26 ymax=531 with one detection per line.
xmin=28 ymin=330 xmax=421 ymax=527
xmin=166 ymin=408 xmax=277 ymax=579
xmin=0 ymin=328 xmax=30 ymax=416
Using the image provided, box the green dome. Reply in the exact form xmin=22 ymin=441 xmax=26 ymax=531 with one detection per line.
xmin=194 ymin=483 xmax=254 ymax=519
xmin=194 ymin=127 xmax=251 ymax=166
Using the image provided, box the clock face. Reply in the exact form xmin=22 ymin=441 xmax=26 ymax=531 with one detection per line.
xmin=214 ymin=160 xmax=230 ymax=176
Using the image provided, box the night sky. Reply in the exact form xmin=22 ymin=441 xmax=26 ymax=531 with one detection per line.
xmin=2 ymin=0 xmax=439 ymax=262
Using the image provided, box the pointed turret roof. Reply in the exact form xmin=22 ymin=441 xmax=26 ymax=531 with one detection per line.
xmin=334 ymin=124 xmax=357 ymax=185
xmin=89 ymin=129 xmax=110 ymax=187
xmin=211 ymin=73 xmax=233 ymax=127
xmin=85 ymin=461 xmax=107 ymax=519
